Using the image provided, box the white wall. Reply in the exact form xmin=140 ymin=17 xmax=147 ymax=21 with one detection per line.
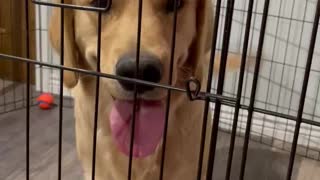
xmin=35 ymin=4 xmax=71 ymax=96
xmin=215 ymin=0 xmax=320 ymax=155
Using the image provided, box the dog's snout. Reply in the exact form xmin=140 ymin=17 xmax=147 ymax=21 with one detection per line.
xmin=116 ymin=53 xmax=163 ymax=93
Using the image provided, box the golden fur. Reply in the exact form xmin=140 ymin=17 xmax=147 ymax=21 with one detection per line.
xmin=49 ymin=0 xmax=243 ymax=179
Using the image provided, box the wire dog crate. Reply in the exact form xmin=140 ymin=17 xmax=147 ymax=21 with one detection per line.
xmin=0 ymin=0 xmax=320 ymax=179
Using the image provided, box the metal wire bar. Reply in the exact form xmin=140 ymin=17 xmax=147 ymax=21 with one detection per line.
xmin=57 ymin=0 xmax=65 ymax=179
xmin=32 ymin=0 xmax=109 ymax=12
xmin=159 ymin=0 xmax=179 ymax=179
xmin=286 ymin=0 xmax=320 ymax=179
xmin=218 ymin=111 xmax=320 ymax=141
xmin=222 ymin=18 xmax=320 ymax=60
xmin=91 ymin=2 xmax=103 ymax=180
xmin=0 ymin=54 xmax=183 ymax=92
xmin=206 ymin=0 xmax=236 ymax=179
xmin=0 ymin=98 xmax=35 ymax=109
xmin=232 ymin=103 xmax=320 ymax=127
xmin=196 ymin=0 xmax=222 ymax=178
xmin=2 ymin=52 xmax=320 ymax=128
xmin=282 ymin=1 xmax=309 ymax=150
xmin=238 ymin=0 xmax=258 ymax=138
xmin=25 ymin=0 xmax=31 ymax=179
xmin=219 ymin=6 xmax=320 ymax=25
xmin=0 ymin=52 xmax=239 ymax=108
xmin=48 ymin=5 xmax=54 ymax=94
xmin=239 ymin=0 xmax=270 ymax=179
xmin=306 ymin=79 xmax=320 ymax=157
xmin=22 ymin=1 xmax=27 ymax=108
xmin=225 ymin=0 xmax=255 ymax=179
xmin=37 ymin=4 xmax=44 ymax=93
xmin=128 ymin=0 xmax=143 ymax=179
xmin=0 ymin=104 xmax=38 ymax=115
xmin=1 ymin=79 xmax=5 ymax=109
xmin=186 ymin=78 xmax=238 ymax=103
xmin=261 ymin=0 xmax=283 ymax=144
xmin=10 ymin=0 xmax=18 ymax=110
xmin=272 ymin=0 xmax=298 ymax=149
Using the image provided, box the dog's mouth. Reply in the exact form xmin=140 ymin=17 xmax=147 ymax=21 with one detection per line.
xmin=110 ymin=98 xmax=165 ymax=158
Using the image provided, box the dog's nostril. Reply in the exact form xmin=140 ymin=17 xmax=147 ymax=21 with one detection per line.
xmin=116 ymin=60 xmax=135 ymax=79
xmin=141 ymin=62 xmax=162 ymax=83
xmin=115 ymin=54 xmax=163 ymax=93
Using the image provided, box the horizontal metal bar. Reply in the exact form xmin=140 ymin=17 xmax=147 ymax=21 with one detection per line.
xmin=0 ymin=102 xmax=73 ymax=115
xmin=186 ymin=78 xmax=238 ymax=105
xmin=32 ymin=0 xmax=109 ymax=12
xmin=198 ymin=91 xmax=237 ymax=103
xmin=2 ymin=58 xmax=319 ymax=127
xmin=0 ymin=98 xmax=36 ymax=107
xmin=221 ymin=101 xmax=320 ymax=127
xmin=219 ymin=6 xmax=320 ymax=25
xmin=0 ymin=105 xmax=36 ymax=115
xmin=0 ymin=53 xmax=185 ymax=92
xmin=0 ymin=53 xmax=237 ymax=104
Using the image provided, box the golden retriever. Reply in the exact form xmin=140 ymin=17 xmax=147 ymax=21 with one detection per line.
xmin=49 ymin=0 xmax=243 ymax=179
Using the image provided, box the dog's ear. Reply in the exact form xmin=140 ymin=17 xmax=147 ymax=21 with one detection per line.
xmin=184 ymin=0 xmax=213 ymax=81
xmin=49 ymin=0 xmax=79 ymax=88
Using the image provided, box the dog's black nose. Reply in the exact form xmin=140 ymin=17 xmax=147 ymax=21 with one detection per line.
xmin=116 ymin=53 xmax=163 ymax=93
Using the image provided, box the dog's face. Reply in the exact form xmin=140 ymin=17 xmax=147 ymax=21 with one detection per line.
xmin=49 ymin=0 xmax=212 ymax=101
xmin=76 ymin=0 xmax=197 ymax=100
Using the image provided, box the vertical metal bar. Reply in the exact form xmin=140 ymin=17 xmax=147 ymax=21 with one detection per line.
xmin=25 ymin=0 xmax=31 ymax=179
xmin=240 ymin=0 xmax=258 ymax=129
xmin=286 ymin=0 xmax=320 ymax=179
xmin=1 ymin=77 xmax=4 ymax=110
xmin=91 ymin=1 xmax=103 ymax=180
xmin=23 ymin=0 xmax=27 ymax=107
xmin=10 ymin=0 xmax=18 ymax=109
xmin=261 ymin=0 xmax=283 ymax=144
xmin=159 ymin=0 xmax=179 ymax=179
xmin=38 ymin=4 xmax=44 ymax=93
xmin=49 ymin=5 xmax=54 ymax=94
xmin=196 ymin=0 xmax=222 ymax=179
xmin=228 ymin=0 xmax=247 ymax=124
xmin=237 ymin=0 xmax=248 ymax=53
xmin=206 ymin=0 xmax=236 ymax=179
xmin=128 ymin=0 xmax=143 ymax=179
xmin=1 ymin=27 xmax=4 ymax=110
xmin=58 ymin=0 xmax=65 ymax=179
xmin=224 ymin=0 xmax=254 ymax=179
xmin=0 ymin=24 xmax=3 ymax=110
xmin=306 ymin=79 xmax=320 ymax=157
xmin=239 ymin=0 xmax=270 ymax=179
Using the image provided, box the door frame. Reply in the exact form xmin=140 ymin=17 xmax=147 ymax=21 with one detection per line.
xmin=0 ymin=0 xmax=36 ymax=84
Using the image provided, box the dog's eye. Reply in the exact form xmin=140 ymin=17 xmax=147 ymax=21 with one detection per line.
xmin=90 ymin=0 xmax=112 ymax=10
xmin=167 ymin=0 xmax=183 ymax=12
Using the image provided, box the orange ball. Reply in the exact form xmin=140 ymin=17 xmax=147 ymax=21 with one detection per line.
xmin=37 ymin=93 xmax=54 ymax=110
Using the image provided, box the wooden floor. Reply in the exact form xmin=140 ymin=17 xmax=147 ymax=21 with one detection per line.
xmin=0 ymin=106 xmax=82 ymax=180
xmin=1 ymin=105 xmax=320 ymax=180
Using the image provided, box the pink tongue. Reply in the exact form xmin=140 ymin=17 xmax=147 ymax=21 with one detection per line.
xmin=110 ymin=100 xmax=165 ymax=158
